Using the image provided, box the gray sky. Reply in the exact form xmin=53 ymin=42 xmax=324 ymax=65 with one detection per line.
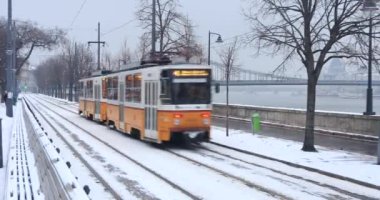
xmin=1 ymin=0 xmax=288 ymax=74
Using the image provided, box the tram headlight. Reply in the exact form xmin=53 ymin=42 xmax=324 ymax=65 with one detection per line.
xmin=203 ymin=119 xmax=210 ymax=125
xmin=173 ymin=113 xmax=182 ymax=125
xmin=174 ymin=119 xmax=181 ymax=125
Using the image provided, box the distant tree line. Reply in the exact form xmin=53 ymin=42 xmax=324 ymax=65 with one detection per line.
xmin=34 ymin=42 xmax=94 ymax=101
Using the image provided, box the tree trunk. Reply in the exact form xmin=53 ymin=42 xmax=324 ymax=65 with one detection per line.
xmin=302 ymin=75 xmax=317 ymax=152
xmin=69 ymin=82 xmax=73 ymax=102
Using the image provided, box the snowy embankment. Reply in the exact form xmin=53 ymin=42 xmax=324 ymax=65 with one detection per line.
xmin=211 ymin=126 xmax=380 ymax=187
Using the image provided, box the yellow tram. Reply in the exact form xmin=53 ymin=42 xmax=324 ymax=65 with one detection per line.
xmin=79 ymin=63 xmax=212 ymax=143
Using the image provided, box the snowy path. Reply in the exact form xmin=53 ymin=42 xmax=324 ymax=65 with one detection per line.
xmin=26 ymin=94 xmax=380 ymax=200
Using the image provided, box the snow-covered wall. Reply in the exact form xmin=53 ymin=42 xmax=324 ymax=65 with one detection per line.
xmin=213 ymin=104 xmax=380 ymax=137
xmin=22 ymin=101 xmax=89 ymax=200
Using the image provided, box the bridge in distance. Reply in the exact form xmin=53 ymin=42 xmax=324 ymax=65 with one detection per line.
xmin=210 ymin=62 xmax=380 ymax=86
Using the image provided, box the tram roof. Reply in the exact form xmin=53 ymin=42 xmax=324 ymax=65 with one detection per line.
xmin=81 ymin=62 xmax=211 ymax=79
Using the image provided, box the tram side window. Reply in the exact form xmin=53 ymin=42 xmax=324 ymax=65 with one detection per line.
xmin=112 ymin=77 xmax=118 ymax=100
xmin=102 ymin=78 xmax=107 ymax=99
xmin=125 ymin=75 xmax=133 ymax=102
xmin=107 ymin=76 xmax=118 ymax=100
xmin=160 ymin=70 xmax=171 ymax=104
xmin=125 ymin=74 xmax=142 ymax=103
xmin=78 ymin=82 xmax=84 ymax=98
xmin=133 ymin=74 xmax=142 ymax=103
xmin=86 ymin=80 xmax=93 ymax=98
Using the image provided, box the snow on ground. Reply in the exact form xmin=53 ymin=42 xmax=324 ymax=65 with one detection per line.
xmin=2 ymin=94 xmax=380 ymax=199
xmin=30 ymin=95 xmax=276 ymax=199
xmin=0 ymin=103 xmax=15 ymax=199
xmin=211 ymin=126 xmax=380 ymax=187
xmin=34 ymin=94 xmax=380 ymax=199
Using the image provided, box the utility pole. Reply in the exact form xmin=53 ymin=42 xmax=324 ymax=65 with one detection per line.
xmin=5 ymin=0 xmax=13 ymax=117
xmin=88 ymin=22 xmax=105 ymax=71
xmin=151 ymin=0 xmax=156 ymax=59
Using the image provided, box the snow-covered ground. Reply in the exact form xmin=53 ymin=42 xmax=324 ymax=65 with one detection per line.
xmin=1 ymin=94 xmax=380 ymax=200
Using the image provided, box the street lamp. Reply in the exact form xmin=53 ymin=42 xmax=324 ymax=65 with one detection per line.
xmin=208 ymin=31 xmax=223 ymax=65
xmin=5 ymin=0 xmax=13 ymax=117
xmin=362 ymin=0 xmax=377 ymax=115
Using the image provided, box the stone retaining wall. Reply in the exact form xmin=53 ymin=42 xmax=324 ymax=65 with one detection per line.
xmin=213 ymin=104 xmax=380 ymax=137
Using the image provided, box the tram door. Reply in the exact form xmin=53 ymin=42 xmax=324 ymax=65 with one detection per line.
xmin=119 ymin=83 xmax=125 ymax=130
xmin=94 ymin=84 xmax=101 ymax=120
xmin=144 ymin=81 xmax=158 ymax=140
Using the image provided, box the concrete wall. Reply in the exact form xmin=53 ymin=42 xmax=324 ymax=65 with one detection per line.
xmin=213 ymin=104 xmax=380 ymax=137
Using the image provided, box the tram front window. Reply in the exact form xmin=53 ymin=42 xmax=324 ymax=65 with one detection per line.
xmin=172 ymin=82 xmax=210 ymax=104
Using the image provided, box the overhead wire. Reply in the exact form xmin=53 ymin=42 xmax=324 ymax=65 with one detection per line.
xmin=68 ymin=0 xmax=88 ymax=29
xmin=101 ymin=19 xmax=135 ymax=37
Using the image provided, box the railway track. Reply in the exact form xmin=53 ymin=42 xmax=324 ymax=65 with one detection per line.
xmin=169 ymin=144 xmax=379 ymax=200
xmin=25 ymin=95 xmax=200 ymax=200
xmin=31 ymin=94 xmax=380 ymax=199
xmin=30 ymin=94 xmax=289 ymax=199
xmin=24 ymin=97 xmax=120 ymax=199
xmin=38 ymin=94 xmax=380 ymax=191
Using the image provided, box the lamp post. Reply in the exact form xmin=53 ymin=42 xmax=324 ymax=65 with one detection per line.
xmin=5 ymin=0 xmax=13 ymax=117
xmin=207 ymin=31 xmax=223 ymax=65
xmin=362 ymin=0 xmax=377 ymax=116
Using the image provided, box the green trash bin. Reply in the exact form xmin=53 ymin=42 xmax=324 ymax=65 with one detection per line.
xmin=251 ymin=113 xmax=261 ymax=133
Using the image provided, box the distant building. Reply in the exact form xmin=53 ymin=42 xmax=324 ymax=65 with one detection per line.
xmin=18 ymin=65 xmax=37 ymax=92
xmin=321 ymin=59 xmax=348 ymax=80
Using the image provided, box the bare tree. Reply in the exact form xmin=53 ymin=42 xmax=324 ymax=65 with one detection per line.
xmin=12 ymin=20 xmax=65 ymax=74
xmin=218 ymin=38 xmax=240 ymax=137
xmin=118 ymin=38 xmax=132 ymax=66
xmin=219 ymin=38 xmax=240 ymax=80
xmin=136 ymin=0 xmax=201 ymax=59
xmin=102 ymin=50 xmax=113 ymax=70
xmin=176 ymin=16 xmax=203 ymax=62
xmin=0 ymin=18 xmax=64 ymax=93
xmin=34 ymin=41 xmax=93 ymax=100
xmin=34 ymin=55 xmax=66 ymax=97
xmin=135 ymin=33 xmax=151 ymax=61
xmin=245 ymin=0 xmax=373 ymax=151
xmin=61 ymin=40 xmax=78 ymax=101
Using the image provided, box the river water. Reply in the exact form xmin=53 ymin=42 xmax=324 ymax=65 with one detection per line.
xmin=212 ymin=85 xmax=380 ymax=114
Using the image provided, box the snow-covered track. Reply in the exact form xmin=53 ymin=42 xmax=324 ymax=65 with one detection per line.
xmin=208 ymin=141 xmax=380 ymax=192
xmin=24 ymin=97 xmax=119 ymax=199
xmin=166 ymin=146 xmax=379 ymax=200
xmin=165 ymin=148 xmax=291 ymax=199
xmin=36 ymin=95 xmax=78 ymax=114
xmin=29 ymin=94 xmax=380 ymax=199
xmin=27 ymin=95 xmax=200 ymax=200
xmin=40 ymin=95 xmax=79 ymax=110
xmin=198 ymin=143 xmax=380 ymax=199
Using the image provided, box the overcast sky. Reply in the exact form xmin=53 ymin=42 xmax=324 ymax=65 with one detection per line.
xmin=1 ymin=0 xmax=289 ymax=74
